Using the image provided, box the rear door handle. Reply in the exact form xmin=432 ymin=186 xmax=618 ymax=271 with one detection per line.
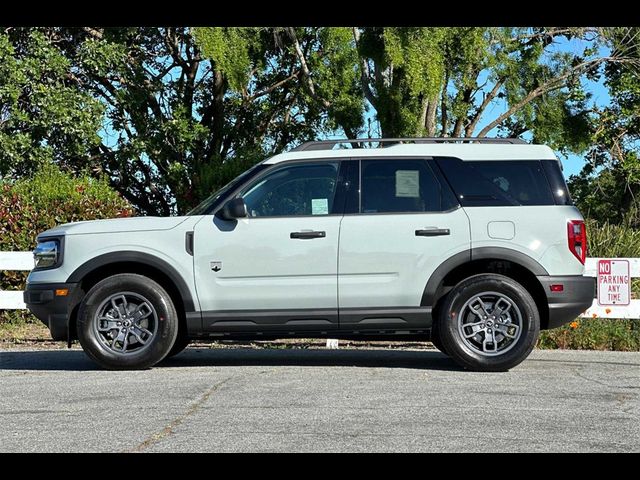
xmin=290 ymin=231 xmax=326 ymax=239
xmin=415 ymin=228 xmax=450 ymax=237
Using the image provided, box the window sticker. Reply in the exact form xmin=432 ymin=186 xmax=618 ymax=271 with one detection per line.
xmin=311 ymin=198 xmax=329 ymax=215
xmin=395 ymin=170 xmax=420 ymax=198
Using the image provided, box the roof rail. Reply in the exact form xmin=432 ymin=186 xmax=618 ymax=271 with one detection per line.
xmin=292 ymin=137 xmax=527 ymax=151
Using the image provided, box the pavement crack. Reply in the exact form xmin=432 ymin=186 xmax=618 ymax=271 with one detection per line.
xmin=126 ymin=377 xmax=232 ymax=453
xmin=573 ymin=366 xmax=620 ymax=389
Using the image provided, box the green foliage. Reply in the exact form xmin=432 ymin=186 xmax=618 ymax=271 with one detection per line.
xmin=192 ymin=27 xmax=255 ymax=92
xmin=0 ymin=31 xmax=104 ymax=176
xmin=585 ymin=219 xmax=640 ymax=258
xmin=538 ymin=319 xmax=640 ymax=351
xmin=569 ymin=28 xmax=640 ymax=227
xmin=0 ymin=163 xmax=132 ymax=290
xmin=1 ymin=27 xmax=638 ymax=216
xmin=308 ymin=27 xmax=365 ymax=137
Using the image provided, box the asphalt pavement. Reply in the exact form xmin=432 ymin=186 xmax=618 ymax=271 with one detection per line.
xmin=0 ymin=347 xmax=638 ymax=452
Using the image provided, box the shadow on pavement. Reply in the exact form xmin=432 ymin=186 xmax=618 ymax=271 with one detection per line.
xmin=163 ymin=348 xmax=461 ymax=371
xmin=0 ymin=349 xmax=98 ymax=371
xmin=0 ymin=347 xmax=461 ymax=372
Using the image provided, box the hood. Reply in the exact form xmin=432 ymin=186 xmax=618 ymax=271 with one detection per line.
xmin=38 ymin=216 xmax=191 ymax=237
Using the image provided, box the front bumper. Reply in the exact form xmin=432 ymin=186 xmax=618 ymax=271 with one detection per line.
xmin=24 ymin=282 xmax=82 ymax=341
xmin=537 ymin=275 xmax=596 ymax=329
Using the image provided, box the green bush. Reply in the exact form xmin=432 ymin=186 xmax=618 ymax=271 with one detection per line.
xmin=538 ymin=319 xmax=640 ymax=351
xmin=585 ymin=219 xmax=640 ymax=258
xmin=0 ymin=163 xmax=133 ymax=293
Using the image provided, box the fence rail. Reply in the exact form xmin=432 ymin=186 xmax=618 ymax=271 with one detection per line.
xmin=0 ymin=252 xmax=32 ymax=310
xmin=1 ymin=252 xmax=638 ymax=319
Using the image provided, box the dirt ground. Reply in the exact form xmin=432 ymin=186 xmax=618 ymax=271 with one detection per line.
xmin=0 ymin=321 xmax=435 ymax=352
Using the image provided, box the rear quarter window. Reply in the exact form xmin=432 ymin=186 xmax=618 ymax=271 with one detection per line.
xmin=541 ymin=159 xmax=573 ymax=205
xmin=435 ymin=158 xmax=557 ymax=207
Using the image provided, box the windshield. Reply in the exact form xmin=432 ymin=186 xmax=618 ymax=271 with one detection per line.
xmin=187 ymin=163 xmax=269 ymax=215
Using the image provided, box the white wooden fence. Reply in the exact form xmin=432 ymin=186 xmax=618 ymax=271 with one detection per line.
xmin=1 ymin=252 xmax=638 ymax=319
xmin=0 ymin=252 xmax=33 ymax=310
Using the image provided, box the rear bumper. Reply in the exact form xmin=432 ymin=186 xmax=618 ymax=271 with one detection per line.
xmin=23 ymin=282 xmax=82 ymax=341
xmin=537 ymin=275 xmax=595 ymax=330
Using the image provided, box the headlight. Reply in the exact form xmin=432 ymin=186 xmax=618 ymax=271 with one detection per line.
xmin=33 ymin=237 xmax=63 ymax=270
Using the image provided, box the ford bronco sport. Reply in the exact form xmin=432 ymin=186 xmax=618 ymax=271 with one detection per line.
xmin=24 ymin=138 xmax=595 ymax=371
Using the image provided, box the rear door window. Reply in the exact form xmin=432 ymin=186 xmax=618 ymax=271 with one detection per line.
xmin=360 ymin=159 xmax=457 ymax=213
xmin=435 ymin=158 xmax=556 ymax=206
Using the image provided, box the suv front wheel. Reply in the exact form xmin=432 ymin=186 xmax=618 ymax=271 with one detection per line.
xmin=436 ymin=274 xmax=539 ymax=372
xmin=77 ymin=273 xmax=179 ymax=370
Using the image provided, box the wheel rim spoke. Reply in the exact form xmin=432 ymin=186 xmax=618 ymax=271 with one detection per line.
xmin=133 ymin=302 xmax=153 ymax=321
xmin=491 ymin=297 xmax=511 ymax=319
xmin=469 ymin=297 xmax=491 ymax=318
xmin=482 ymin=329 xmax=498 ymax=353
xmin=457 ymin=291 xmax=523 ymax=357
xmin=97 ymin=317 xmax=119 ymax=332
xmin=94 ymin=292 xmax=158 ymax=356
xmin=130 ymin=327 xmax=148 ymax=345
xmin=136 ymin=326 xmax=153 ymax=337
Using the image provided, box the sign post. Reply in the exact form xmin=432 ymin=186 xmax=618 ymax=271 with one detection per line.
xmin=597 ymin=259 xmax=630 ymax=306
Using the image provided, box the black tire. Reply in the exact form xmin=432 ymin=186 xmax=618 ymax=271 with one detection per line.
xmin=77 ymin=273 xmax=179 ymax=370
xmin=436 ymin=274 xmax=539 ymax=372
xmin=429 ymin=321 xmax=448 ymax=355
xmin=165 ymin=328 xmax=190 ymax=359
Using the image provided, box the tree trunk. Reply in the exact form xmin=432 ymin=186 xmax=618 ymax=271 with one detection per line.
xmin=425 ymin=96 xmax=438 ymax=137
xmin=416 ymin=97 xmax=429 ymax=136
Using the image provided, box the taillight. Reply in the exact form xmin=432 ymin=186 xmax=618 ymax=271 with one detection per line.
xmin=567 ymin=220 xmax=587 ymax=264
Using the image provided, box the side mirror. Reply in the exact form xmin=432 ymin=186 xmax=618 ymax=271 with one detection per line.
xmin=217 ymin=197 xmax=248 ymax=220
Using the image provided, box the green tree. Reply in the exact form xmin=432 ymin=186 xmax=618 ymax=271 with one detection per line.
xmin=2 ymin=27 xmax=638 ymax=216
xmin=4 ymin=27 xmax=365 ymax=215
xmin=569 ymin=28 xmax=640 ymax=226
xmin=350 ymin=27 xmax=636 ymax=153
xmin=0 ymin=30 xmax=103 ymax=177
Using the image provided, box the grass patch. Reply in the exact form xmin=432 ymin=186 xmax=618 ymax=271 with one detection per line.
xmin=538 ymin=319 xmax=640 ymax=351
xmin=0 ymin=310 xmax=50 ymax=343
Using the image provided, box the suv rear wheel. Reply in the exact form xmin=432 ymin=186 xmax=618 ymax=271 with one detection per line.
xmin=77 ymin=273 xmax=178 ymax=370
xmin=436 ymin=274 xmax=539 ymax=372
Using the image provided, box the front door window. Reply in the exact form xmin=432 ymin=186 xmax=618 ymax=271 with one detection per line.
xmin=240 ymin=162 xmax=339 ymax=217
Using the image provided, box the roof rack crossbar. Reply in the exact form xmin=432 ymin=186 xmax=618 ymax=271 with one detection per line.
xmin=292 ymin=137 xmax=527 ymax=151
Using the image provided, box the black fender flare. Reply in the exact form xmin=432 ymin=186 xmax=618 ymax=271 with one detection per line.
xmin=421 ymin=247 xmax=549 ymax=307
xmin=66 ymin=251 xmax=196 ymax=312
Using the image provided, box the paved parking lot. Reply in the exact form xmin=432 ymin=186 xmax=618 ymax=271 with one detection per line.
xmin=0 ymin=347 xmax=638 ymax=452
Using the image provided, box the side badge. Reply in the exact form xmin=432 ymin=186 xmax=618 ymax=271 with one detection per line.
xmin=210 ymin=261 xmax=222 ymax=272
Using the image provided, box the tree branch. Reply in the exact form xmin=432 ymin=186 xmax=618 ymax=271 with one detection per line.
xmin=476 ymin=56 xmax=629 ymax=137
xmin=465 ymin=79 xmax=504 ymax=136
xmin=452 ymin=87 xmax=474 ymax=137
xmin=248 ymin=69 xmax=302 ymax=101
xmin=440 ymin=71 xmax=450 ymax=136
xmin=286 ymin=27 xmax=331 ymax=108
xmin=82 ymin=27 xmax=104 ymax=40
xmin=425 ymin=97 xmax=438 ymax=136
xmin=352 ymin=27 xmax=377 ymax=109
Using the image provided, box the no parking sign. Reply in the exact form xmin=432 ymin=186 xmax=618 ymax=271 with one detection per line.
xmin=597 ymin=259 xmax=630 ymax=306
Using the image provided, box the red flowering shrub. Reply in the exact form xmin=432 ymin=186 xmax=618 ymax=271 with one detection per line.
xmin=1 ymin=164 xmax=133 ymax=291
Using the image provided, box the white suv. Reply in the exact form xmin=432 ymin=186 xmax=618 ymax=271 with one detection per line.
xmin=24 ymin=138 xmax=595 ymax=371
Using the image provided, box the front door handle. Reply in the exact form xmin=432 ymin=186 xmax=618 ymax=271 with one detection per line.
xmin=415 ymin=228 xmax=450 ymax=237
xmin=290 ymin=231 xmax=326 ymax=239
